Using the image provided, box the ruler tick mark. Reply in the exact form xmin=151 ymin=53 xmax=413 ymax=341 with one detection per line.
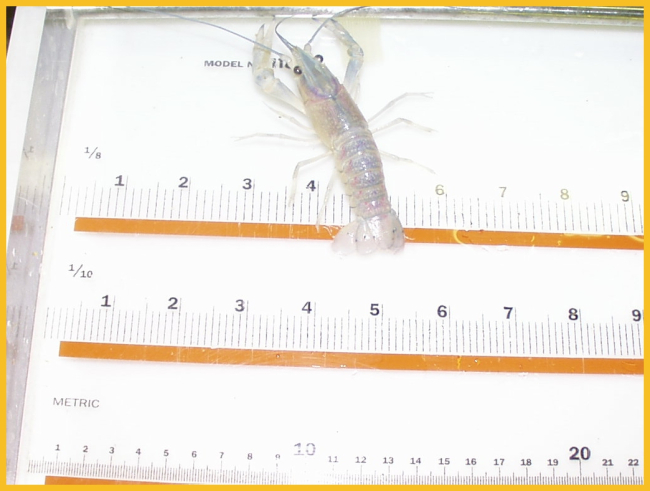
xmin=151 ymin=183 xmax=159 ymax=218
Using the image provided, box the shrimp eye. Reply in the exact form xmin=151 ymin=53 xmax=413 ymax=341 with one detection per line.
xmin=315 ymin=54 xmax=324 ymax=63
xmin=293 ymin=66 xmax=302 ymax=75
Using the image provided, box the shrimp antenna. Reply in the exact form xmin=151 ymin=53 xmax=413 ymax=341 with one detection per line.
xmin=114 ymin=6 xmax=286 ymax=57
xmin=306 ymin=6 xmax=366 ymax=46
xmin=273 ymin=6 xmax=366 ymax=51
xmin=273 ymin=14 xmax=298 ymax=50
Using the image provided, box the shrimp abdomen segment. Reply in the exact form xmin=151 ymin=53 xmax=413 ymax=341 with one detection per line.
xmin=333 ymin=129 xmax=391 ymax=216
xmin=331 ymin=129 xmax=404 ymax=254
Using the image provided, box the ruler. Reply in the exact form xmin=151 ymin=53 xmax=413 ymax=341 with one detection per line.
xmin=7 ymin=6 xmax=643 ymax=485
xmin=65 ymin=182 xmax=644 ymax=249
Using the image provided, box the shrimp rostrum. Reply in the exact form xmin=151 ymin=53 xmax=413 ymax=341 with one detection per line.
xmin=252 ymin=11 xmax=406 ymax=255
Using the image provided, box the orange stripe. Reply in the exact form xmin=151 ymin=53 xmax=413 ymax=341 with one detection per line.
xmin=59 ymin=342 xmax=643 ymax=375
xmin=45 ymin=476 xmax=170 ymax=485
xmin=412 ymin=228 xmax=644 ymax=250
xmin=75 ymin=217 xmax=337 ymax=240
xmin=74 ymin=217 xmax=643 ymax=250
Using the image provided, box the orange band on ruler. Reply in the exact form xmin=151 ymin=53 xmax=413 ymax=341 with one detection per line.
xmin=45 ymin=476 xmax=170 ymax=485
xmin=59 ymin=341 xmax=642 ymax=375
xmin=74 ymin=217 xmax=643 ymax=250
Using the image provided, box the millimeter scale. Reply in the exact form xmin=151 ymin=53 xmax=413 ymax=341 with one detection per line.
xmin=6 ymin=6 xmax=643 ymax=485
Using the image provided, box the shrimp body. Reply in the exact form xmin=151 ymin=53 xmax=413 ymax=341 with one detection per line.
xmin=282 ymin=38 xmax=405 ymax=254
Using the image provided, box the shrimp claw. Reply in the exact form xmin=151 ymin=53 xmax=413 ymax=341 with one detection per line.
xmin=317 ymin=17 xmax=364 ymax=100
xmin=253 ymin=22 xmax=304 ymax=112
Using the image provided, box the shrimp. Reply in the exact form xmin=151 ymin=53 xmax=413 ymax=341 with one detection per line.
xmin=124 ymin=7 xmax=416 ymax=254
xmin=251 ymin=11 xmax=406 ymax=255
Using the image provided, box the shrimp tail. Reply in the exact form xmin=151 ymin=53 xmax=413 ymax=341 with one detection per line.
xmin=333 ymin=211 xmax=405 ymax=255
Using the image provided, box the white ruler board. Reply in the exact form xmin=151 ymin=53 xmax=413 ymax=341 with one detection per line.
xmin=6 ymin=6 xmax=643 ymax=484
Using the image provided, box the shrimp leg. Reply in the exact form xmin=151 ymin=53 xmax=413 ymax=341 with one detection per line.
xmin=316 ymin=170 xmax=339 ymax=228
xmin=287 ymin=152 xmax=330 ymax=208
xmin=372 ymin=117 xmax=435 ymax=136
xmin=367 ymin=92 xmax=434 ymax=124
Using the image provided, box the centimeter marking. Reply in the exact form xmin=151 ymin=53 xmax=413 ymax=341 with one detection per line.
xmin=30 ymin=461 xmax=643 ymax=485
xmin=55 ymin=180 xmax=644 ymax=236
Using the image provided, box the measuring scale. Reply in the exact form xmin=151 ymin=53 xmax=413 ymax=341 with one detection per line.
xmin=6 ymin=7 xmax=643 ymax=484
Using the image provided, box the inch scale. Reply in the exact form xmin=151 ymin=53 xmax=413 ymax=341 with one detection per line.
xmin=46 ymin=302 xmax=643 ymax=369
xmin=7 ymin=6 xmax=643 ymax=485
xmin=55 ymin=178 xmax=644 ymax=236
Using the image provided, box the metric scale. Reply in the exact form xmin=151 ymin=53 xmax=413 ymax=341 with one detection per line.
xmin=6 ymin=6 xmax=643 ymax=484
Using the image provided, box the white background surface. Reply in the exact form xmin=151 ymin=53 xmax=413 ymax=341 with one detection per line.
xmin=10 ymin=8 xmax=643 ymax=483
